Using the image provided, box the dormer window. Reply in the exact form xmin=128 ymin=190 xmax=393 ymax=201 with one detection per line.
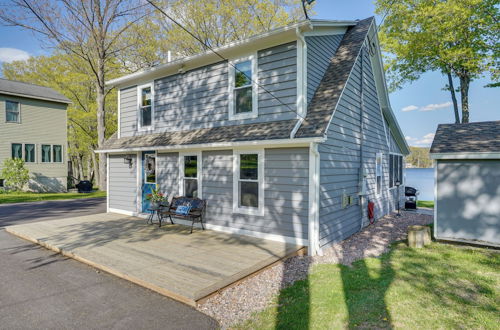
xmin=138 ymin=83 xmax=153 ymax=129
xmin=228 ymin=54 xmax=258 ymax=120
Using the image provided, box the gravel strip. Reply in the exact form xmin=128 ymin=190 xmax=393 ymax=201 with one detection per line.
xmin=198 ymin=211 xmax=433 ymax=328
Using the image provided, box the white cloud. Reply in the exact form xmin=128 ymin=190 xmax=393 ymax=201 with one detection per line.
xmin=402 ymin=105 xmax=418 ymax=112
xmin=401 ymin=101 xmax=453 ymax=112
xmin=420 ymin=101 xmax=453 ymax=111
xmin=405 ymin=133 xmax=435 ymax=147
xmin=0 ymin=48 xmax=30 ymax=63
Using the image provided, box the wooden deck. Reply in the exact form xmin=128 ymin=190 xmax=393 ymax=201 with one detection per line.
xmin=5 ymin=213 xmax=303 ymax=306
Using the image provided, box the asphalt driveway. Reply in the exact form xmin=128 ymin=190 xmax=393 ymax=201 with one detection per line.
xmin=0 ymin=198 xmax=218 ymax=329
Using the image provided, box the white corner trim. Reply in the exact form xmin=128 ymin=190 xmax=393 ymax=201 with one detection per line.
xmin=228 ymin=53 xmax=259 ymax=120
xmin=430 ymin=152 xmax=500 ymax=160
xmin=172 ymin=218 xmax=309 ymax=246
xmin=308 ymin=143 xmax=322 ymax=256
xmin=178 ymin=151 xmax=203 ymax=198
xmin=295 ymin=27 xmax=307 ymax=119
xmin=136 ymin=82 xmax=155 ymax=132
xmin=433 ymin=165 xmax=438 ymax=239
xmin=136 ymin=152 xmax=141 ymax=214
xmin=117 ymin=89 xmax=121 ymax=139
xmin=106 ymin=153 xmax=110 ymax=212
xmin=232 ymin=148 xmax=265 ymax=216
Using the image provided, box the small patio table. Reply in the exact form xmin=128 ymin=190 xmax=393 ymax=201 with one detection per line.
xmin=146 ymin=204 xmax=167 ymax=226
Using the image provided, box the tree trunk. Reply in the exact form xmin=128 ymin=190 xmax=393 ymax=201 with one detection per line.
xmin=90 ymin=147 xmax=99 ymax=188
xmin=459 ymin=74 xmax=471 ymax=123
xmin=447 ymin=71 xmax=460 ymax=124
xmin=96 ymin=59 xmax=106 ymax=190
xmin=77 ymin=154 xmax=85 ymax=181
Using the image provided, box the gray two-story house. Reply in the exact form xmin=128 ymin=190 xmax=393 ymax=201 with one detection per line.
xmin=97 ymin=17 xmax=410 ymax=256
xmin=0 ymin=78 xmax=70 ymax=192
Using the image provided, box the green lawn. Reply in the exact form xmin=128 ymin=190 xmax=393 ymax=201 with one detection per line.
xmin=235 ymin=242 xmax=500 ymax=329
xmin=0 ymin=191 xmax=106 ymax=204
xmin=417 ymin=200 xmax=434 ymax=208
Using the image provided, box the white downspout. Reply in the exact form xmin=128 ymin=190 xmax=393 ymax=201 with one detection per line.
xmin=308 ymin=142 xmax=322 ymax=256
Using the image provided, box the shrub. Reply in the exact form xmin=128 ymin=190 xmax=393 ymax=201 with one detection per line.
xmin=1 ymin=158 xmax=30 ymax=191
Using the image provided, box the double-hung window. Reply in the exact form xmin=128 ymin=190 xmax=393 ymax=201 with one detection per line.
xmin=42 ymin=145 xmax=52 ymax=162
xmin=11 ymin=143 xmax=22 ymax=159
xmin=24 ymin=144 xmax=35 ymax=163
xmin=228 ymin=55 xmax=258 ymax=120
xmin=6 ymin=101 xmax=20 ymax=123
xmin=233 ymin=150 xmax=264 ymax=216
xmin=53 ymin=145 xmax=63 ymax=163
xmin=389 ymin=154 xmax=403 ymax=188
xmin=376 ymin=153 xmax=383 ymax=195
xmin=179 ymin=152 xmax=201 ymax=198
xmin=138 ymin=83 xmax=153 ymax=129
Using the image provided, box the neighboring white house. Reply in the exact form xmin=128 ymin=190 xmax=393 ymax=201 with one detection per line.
xmin=97 ymin=17 xmax=410 ymax=256
xmin=430 ymin=120 xmax=500 ymax=247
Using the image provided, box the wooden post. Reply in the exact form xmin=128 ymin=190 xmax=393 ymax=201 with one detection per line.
xmin=408 ymin=225 xmax=431 ymax=248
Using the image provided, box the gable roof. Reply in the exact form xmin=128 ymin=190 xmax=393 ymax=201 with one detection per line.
xmin=295 ymin=17 xmax=373 ymax=138
xmin=98 ymin=17 xmax=408 ymax=153
xmin=0 ymin=78 xmax=71 ymax=104
xmin=430 ymin=121 xmax=500 ymax=154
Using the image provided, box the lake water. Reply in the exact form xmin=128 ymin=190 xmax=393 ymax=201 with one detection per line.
xmin=405 ymin=168 xmax=435 ymax=201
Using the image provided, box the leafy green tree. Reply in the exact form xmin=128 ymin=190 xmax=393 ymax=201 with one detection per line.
xmin=376 ymin=0 xmax=499 ymax=123
xmin=1 ymin=158 xmax=30 ymax=191
xmin=407 ymin=147 xmax=433 ymax=168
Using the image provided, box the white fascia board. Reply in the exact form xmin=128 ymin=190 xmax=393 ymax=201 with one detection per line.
xmin=430 ymin=152 xmax=500 ymax=160
xmin=106 ymin=21 xmax=314 ymax=88
xmin=95 ymin=137 xmax=325 ymax=154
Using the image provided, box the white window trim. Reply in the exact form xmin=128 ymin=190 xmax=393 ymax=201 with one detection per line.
xmin=144 ymin=151 xmax=158 ymax=185
xmin=137 ymin=82 xmax=155 ymax=132
xmin=10 ymin=142 xmax=38 ymax=163
xmin=228 ymin=53 xmax=258 ymax=120
xmin=52 ymin=144 xmax=64 ymax=163
xmin=178 ymin=151 xmax=202 ymax=198
xmin=375 ymin=152 xmax=383 ymax=196
xmin=232 ymin=149 xmax=264 ymax=216
xmin=5 ymin=100 xmax=21 ymax=124
xmin=38 ymin=144 xmax=63 ymax=164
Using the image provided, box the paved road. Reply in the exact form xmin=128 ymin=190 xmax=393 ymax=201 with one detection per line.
xmin=0 ymin=198 xmax=218 ymax=329
xmin=0 ymin=197 xmax=107 ymax=227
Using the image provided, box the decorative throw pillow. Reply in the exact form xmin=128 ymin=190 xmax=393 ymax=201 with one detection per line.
xmin=175 ymin=205 xmax=192 ymax=215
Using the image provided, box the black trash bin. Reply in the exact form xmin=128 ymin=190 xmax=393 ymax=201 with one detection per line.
xmin=76 ymin=180 xmax=93 ymax=193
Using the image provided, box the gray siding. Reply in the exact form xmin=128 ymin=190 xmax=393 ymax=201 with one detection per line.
xmin=436 ymin=160 xmax=500 ymax=245
xmin=306 ymin=34 xmax=343 ymax=104
xmin=108 ymin=154 xmax=137 ymax=212
xmin=318 ymin=47 xmax=404 ymax=247
xmin=120 ymin=42 xmax=297 ymax=137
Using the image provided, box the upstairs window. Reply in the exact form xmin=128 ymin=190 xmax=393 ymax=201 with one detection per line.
xmin=138 ymin=83 xmax=153 ymax=129
xmin=24 ymin=144 xmax=35 ymax=163
xmin=42 ymin=145 xmax=52 ymax=162
xmin=179 ymin=152 xmax=201 ymax=198
xmin=228 ymin=55 xmax=258 ymax=120
xmin=11 ymin=143 xmax=22 ymax=159
xmin=6 ymin=101 xmax=20 ymax=123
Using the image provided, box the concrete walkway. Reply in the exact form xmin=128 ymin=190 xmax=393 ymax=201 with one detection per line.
xmin=6 ymin=213 xmax=302 ymax=306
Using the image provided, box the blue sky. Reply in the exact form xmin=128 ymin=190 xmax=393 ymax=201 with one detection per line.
xmin=0 ymin=0 xmax=498 ymax=147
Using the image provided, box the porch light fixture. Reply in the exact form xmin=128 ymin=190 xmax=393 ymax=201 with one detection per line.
xmin=124 ymin=155 xmax=133 ymax=168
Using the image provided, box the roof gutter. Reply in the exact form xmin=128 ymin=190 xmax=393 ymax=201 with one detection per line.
xmin=95 ymin=136 xmax=325 ymax=154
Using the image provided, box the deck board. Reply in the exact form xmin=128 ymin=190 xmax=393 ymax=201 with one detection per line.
xmin=5 ymin=213 xmax=303 ymax=305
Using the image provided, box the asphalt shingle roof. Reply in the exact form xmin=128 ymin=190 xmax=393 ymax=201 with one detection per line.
xmin=430 ymin=121 xmax=500 ymax=154
xmin=0 ymin=78 xmax=71 ymax=104
xmin=99 ymin=18 xmax=373 ymax=151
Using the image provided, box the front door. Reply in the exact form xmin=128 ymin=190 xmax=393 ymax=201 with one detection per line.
xmin=141 ymin=151 xmax=156 ymax=213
